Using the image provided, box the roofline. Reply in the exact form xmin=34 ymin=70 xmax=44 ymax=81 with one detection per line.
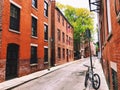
xmin=55 ymin=6 xmax=73 ymax=28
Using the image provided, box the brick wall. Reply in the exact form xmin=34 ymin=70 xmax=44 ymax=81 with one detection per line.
xmin=0 ymin=0 xmax=3 ymax=30
xmin=99 ymin=0 xmax=120 ymax=89
xmin=51 ymin=2 xmax=74 ymax=66
xmin=0 ymin=0 xmax=47 ymax=82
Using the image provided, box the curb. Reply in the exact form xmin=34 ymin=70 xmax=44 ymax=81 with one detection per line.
xmin=0 ymin=59 xmax=82 ymax=90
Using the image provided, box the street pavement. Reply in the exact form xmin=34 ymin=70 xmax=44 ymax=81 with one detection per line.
xmin=0 ymin=57 xmax=109 ymax=90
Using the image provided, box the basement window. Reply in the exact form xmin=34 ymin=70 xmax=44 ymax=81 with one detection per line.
xmin=44 ymin=47 xmax=48 ymax=62
xmin=30 ymin=46 xmax=38 ymax=64
xmin=112 ymin=68 xmax=118 ymax=90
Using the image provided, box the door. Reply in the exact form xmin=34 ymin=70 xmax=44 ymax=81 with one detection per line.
xmin=67 ymin=49 xmax=69 ymax=62
xmin=6 ymin=44 xmax=19 ymax=80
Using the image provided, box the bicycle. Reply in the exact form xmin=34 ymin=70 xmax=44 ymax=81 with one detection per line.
xmin=84 ymin=64 xmax=100 ymax=90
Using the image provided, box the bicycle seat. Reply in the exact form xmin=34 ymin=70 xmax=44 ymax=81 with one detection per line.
xmin=83 ymin=64 xmax=95 ymax=69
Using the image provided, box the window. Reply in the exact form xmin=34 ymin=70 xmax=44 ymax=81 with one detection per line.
xmin=44 ymin=47 xmax=48 ymax=62
xmin=58 ymin=29 xmax=60 ymax=41
xmin=62 ymin=18 xmax=64 ymax=26
xmin=32 ymin=17 xmax=37 ymax=37
xmin=44 ymin=24 xmax=48 ymax=40
xmin=58 ymin=47 xmax=61 ymax=59
xmin=32 ymin=0 xmax=37 ymax=8
xmin=44 ymin=1 xmax=48 ymax=17
xmin=63 ymin=48 xmax=65 ymax=59
xmin=69 ymin=37 xmax=71 ymax=45
xmin=112 ymin=69 xmax=118 ymax=90
xmin=10 ymin=4 xmax=20 ymax=31
xmin=30 ymin=46 xmax=37 ymax=64
xmin=57 ymin=12 xmax=60 ymax=22
xmin=62 ymin=32 xmax=65 ymax=43
xmin=66 ymin=24 xmax=70 ymax=33
xmin=66 ymin=35 xmax=68 ymax=44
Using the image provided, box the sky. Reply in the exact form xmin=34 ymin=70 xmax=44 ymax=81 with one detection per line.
xmin=56 ymin=0 xmax=89 ymax=9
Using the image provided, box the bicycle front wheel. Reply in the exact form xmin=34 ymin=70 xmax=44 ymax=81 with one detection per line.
xmin=92 ymin=73 xmax=100 ymax=89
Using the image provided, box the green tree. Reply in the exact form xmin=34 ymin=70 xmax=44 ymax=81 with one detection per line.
xmin=57 ymin=3 xmax=95 ymax=51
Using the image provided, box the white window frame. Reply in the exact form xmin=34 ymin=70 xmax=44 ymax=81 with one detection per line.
xmin=9 ymin=0 xmax=22 ymax=9
xmin=107 ymin=0 xmax=112 ymax=34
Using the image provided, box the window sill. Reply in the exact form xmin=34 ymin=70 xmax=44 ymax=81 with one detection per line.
xmin=30 ymin=63 xmax=38 ymax=67
xmin=44 ymin=40 xmax=48 ymax=42
xmin=9 ymin=29 xmax=20 ymax=34
xmin=44 ymin=62 xmax=48 ymax=64
xmin=31 ymin=36 xmax=38 ymax=39
xmin=32 ymin=5 xmax=38 ymax=11
xmin=44 ymin=15 xmax=48 ymax=18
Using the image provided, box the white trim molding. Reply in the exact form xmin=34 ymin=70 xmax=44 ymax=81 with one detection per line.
xmin=31 ymin=13 xmax=38 ymax=19
xmin=30 ymin=43 xmax=38 ymax=47
xmin=44 ymin=0 xmax=49 ymax=3
xmin=44 ymin=22 xmax=48 ymax=25
xmin=110 ymin=61 xmax=117 ymax=72
xmin=44 ymin=46 xmax=48 ymax=48
xmin=9 ymin=0 xmax=22 ymax=9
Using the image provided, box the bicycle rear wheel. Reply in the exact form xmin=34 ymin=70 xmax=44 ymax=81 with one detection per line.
xmin=92 ymin=73 xmax=100 ymax=89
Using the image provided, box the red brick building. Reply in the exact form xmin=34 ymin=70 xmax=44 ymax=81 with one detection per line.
xmin=0 ymin=0 xmax=50 ymax=82
xmin=0 ymin=0 xmax=74 ymax=82
xmin=92 ymin=0 xmax=120 ymax=89
xmin=50 ymin=1 xmax=74 ymax=66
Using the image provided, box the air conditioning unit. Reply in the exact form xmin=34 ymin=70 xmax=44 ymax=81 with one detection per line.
xmin=117 ymin=12 xmax=120 ymax=23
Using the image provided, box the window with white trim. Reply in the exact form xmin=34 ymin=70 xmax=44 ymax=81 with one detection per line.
xmin=44 ymin=24 xmax=48 ymax=40
xmin=32 ymin=17 xmax=37 ymax=37
xmin=44 ymin=1 xmax=48 ymax=17
xmin=10 ymin=4 xmax=20 ymax=31
xmin=32 ymin=0 xmax=37 ymax=8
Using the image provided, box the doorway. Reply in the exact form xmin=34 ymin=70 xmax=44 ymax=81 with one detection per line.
xmin=67 ymin=49 xmax=69 ymax=62
xmin=6 ymin=44 xmax=19 ymax=80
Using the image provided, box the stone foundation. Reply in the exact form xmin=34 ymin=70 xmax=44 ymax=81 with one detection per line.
xmin=0 ymin=59 xmax=6 ymax=82
xmin=18 ymin=59 xmax=30 ymax=77
xmin=18 ymin=58 xmax=45 ymax=77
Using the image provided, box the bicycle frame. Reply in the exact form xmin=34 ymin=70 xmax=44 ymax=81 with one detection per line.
xmin=85 ymin=65 xmax=94 ymax=83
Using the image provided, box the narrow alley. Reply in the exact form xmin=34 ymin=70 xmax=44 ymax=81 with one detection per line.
xmin=6 ymin=57 xmax=108 ymax=90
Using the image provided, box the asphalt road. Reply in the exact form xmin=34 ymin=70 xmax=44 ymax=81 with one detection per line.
xmin=12 ymin=57 xmax=108 ymax=90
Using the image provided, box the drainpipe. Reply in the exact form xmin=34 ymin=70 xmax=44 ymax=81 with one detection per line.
xmin=48 ymin=0 xmax=52 ymax=70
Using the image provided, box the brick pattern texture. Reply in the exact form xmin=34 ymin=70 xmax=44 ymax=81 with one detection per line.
xmin=0 ymin=0 xmax=74 ymax=82
xmin=99 ymin=0 xmax=120 ymax=89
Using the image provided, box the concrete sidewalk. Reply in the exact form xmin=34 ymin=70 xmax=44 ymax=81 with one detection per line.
xmin=0 ymin=60 xmax=79 ymax=90
xmin=0 ymin=58 xmax=109 ymax=90
xmin=85 ymin=58 xmax=109 ymax=90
